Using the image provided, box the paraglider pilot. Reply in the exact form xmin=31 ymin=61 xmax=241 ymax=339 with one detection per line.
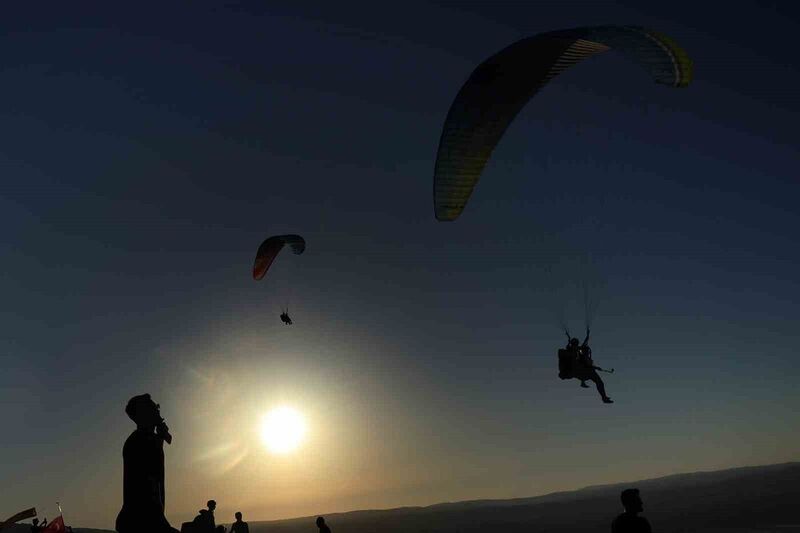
xmin=563 ymin=328 xmax=613 ymax=404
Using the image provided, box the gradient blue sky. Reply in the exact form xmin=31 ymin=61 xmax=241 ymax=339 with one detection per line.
xmin=2 ymin=1 xmax=799 ymax=529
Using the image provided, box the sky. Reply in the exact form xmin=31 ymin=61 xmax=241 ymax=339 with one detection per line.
xmin=2 ymin=0 xmax=799 ymax=529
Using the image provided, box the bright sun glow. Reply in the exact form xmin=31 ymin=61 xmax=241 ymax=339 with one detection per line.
xmin=259 ymin=406 xmax=307 ymax=454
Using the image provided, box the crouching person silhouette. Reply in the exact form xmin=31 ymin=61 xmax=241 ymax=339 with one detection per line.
xmin=116 ymin=393 xmax=179 ymax=533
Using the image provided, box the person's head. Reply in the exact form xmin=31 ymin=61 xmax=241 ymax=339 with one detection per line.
xmin=620 ymin=488 xmax=643 ymax=513
xmin=316 ymin=517 xmax=325 ymax=528
xmin=235 ymin=512 xmax=242 ymax=521
xmin=125 ymin=394 xmax=163 ymax=429
xmin=32 ymin=518 xmax=39 ymax=526
xmin=570 ymin=338 xmax=580 ymax=347
xmin=207 ymin=500 xmax=217 ymax=512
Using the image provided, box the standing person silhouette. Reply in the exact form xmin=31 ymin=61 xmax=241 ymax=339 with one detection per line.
xmin=611 ymin=488 xmax=651 ymax=533
xmin=230 ymin=512 xmax=249 ymax=533
xmin=115 ymin=393 xmax=179 ymax=533
xmin=194 ymin=501 xmax=217 ymax=533
xmin=315 ymin=517 xmax=330 ymax=533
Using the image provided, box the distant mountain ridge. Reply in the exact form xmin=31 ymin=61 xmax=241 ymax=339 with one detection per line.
xmin=424 ymin=460 xmax=800 ymax=509
xmin=247 ymin=461 xmax=800 ymax=533
xmin=5 ymin=461 xmax=798 ymax=533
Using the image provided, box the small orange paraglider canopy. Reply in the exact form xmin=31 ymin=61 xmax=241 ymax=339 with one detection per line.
xmin=252 ymin=234 xmax=306 ymax=281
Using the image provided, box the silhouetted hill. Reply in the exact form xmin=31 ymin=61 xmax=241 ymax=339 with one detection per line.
xmin=245 ymin=462 xmax=800 ymax=533
xmin=5 ymin=462 xmax=797 ymax=533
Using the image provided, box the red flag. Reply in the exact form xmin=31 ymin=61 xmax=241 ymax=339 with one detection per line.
xmin=41 ymin=515 xmax=65 ymax=533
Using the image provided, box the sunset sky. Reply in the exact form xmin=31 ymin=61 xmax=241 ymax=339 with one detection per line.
xmin=2 ymin=1 xmax=799 ymax=529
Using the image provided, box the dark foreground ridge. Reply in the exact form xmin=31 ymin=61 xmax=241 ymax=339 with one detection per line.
xmin=5 ymin=462 xmax=798 ymax=533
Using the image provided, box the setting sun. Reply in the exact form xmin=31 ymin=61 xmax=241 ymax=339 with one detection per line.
xmin=259 ymin=406 xmax=307 ymax=454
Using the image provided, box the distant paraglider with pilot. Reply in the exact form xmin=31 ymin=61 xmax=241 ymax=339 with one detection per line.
xmin=252 ymin=234 xmax=306 ymax=325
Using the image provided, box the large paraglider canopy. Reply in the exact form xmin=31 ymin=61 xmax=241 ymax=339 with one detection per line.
xmin=252 ymin=234 xmax=306 ymax=281
xmin=0 ymin=508 xmax=37 ymax=531
xmin=433 ymin=25 xmax=693 ymax=222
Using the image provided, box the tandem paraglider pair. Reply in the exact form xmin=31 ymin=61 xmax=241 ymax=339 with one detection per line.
xmin=558 ymin=328 xmax=614 ymax=404
xmin=431 ymin=25 xmax=693 ymax=404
